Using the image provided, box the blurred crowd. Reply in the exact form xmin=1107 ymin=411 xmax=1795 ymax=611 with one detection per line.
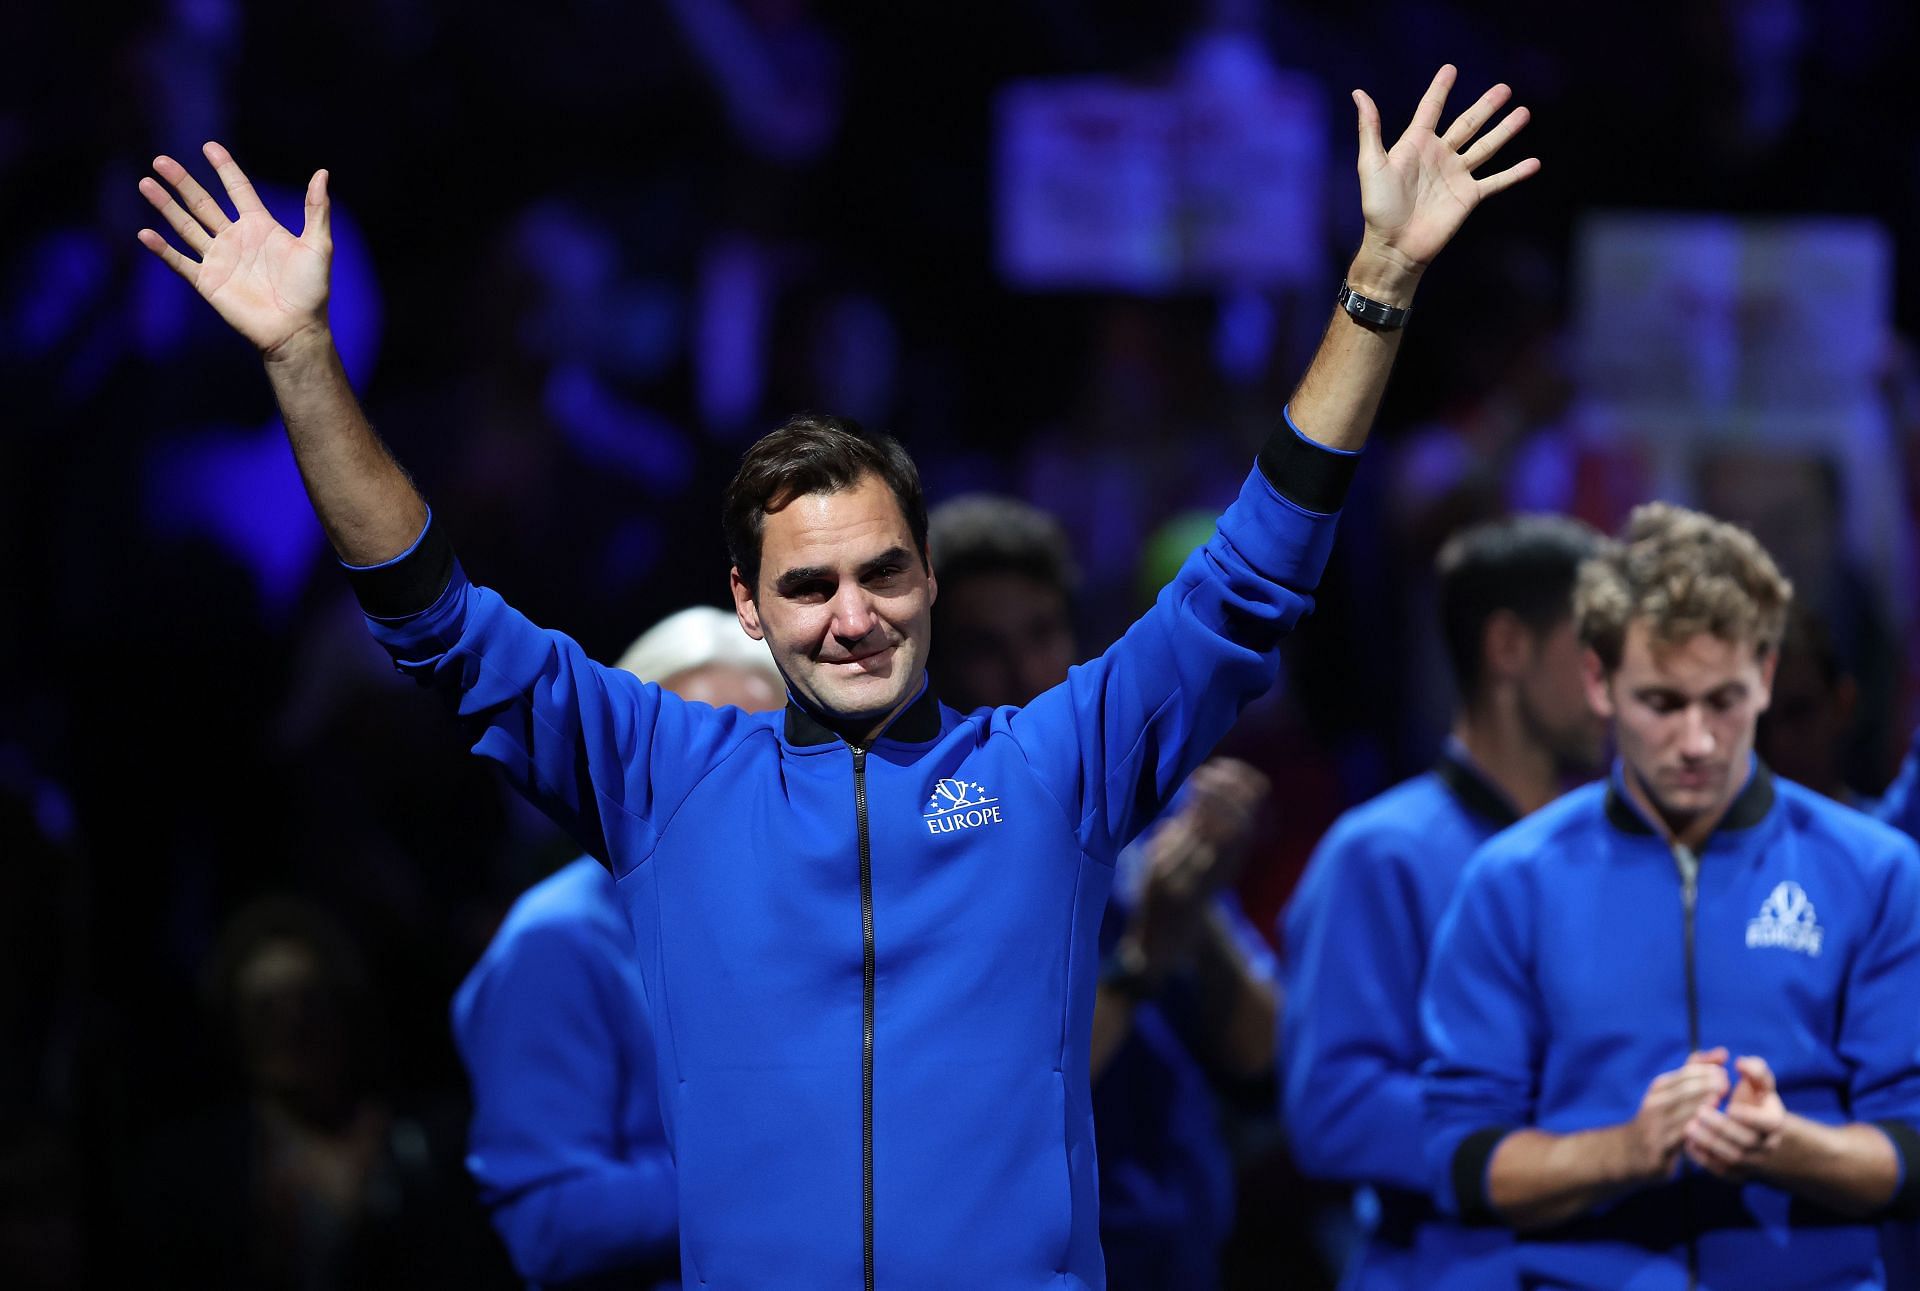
xmin=9 ymin=0 xmax=1920 ymax=1287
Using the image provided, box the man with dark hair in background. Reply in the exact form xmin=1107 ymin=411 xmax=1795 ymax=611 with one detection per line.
xmin=452 ymin=608 xmax=784 ymax=1290
xmin=137 ymin=64 xmax=1537 ymax=1287
xmin=1423 ymin=503 xmax=1920 ymax=1290
xmin=1281 ymin=514 xmax=1603 ymax=1289
xmin=930 ymin=495 xmax=1278 ymax=1289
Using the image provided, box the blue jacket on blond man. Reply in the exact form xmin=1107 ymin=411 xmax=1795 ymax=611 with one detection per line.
xmin=1423 ymin=759 xmax=1920 ymax=1291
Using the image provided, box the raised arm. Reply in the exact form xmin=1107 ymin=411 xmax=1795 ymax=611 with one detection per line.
xmin=137 ymin=143 xmax=424 ymax=565
xmin=1291 ymin=65 xmax=1538 ymax=451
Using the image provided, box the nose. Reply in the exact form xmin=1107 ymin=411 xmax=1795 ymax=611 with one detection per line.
xmin=1677 ymin=704 xmax=1716 ymax=760
xmin=830 ymin=584 xmax=878 ymax=645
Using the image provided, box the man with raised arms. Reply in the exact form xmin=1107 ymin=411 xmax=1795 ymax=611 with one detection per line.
xmin=138 ymin=66 xmax=1536 ymax=1289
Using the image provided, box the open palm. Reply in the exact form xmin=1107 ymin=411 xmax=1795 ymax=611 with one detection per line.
xmin=1355 ymin=66 xmax=1538 ymax=272
xmin=137 ymin=142 xmax=332 ymax=355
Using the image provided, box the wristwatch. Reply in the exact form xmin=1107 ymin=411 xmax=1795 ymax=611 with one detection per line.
xmin=1336 ymin=280 xmax=1413 ymax=330
xmin=1100 ymin=938 xmax=1162 ymax=1003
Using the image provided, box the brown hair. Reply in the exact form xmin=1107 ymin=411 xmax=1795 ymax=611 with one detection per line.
xmin=1575 ymin=502 xmax=1793 ymax=671
xmin=722 ymin=413 xmax=928 ymax=592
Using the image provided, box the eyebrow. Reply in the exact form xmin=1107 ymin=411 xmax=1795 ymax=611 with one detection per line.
xmin=772 ymin=547 xmax=916 ymax=597
xmin=858 ymin=547 xmax=915 ymax=578
xmin=773 ymin=565 xmax=834 ymax=596
xmin=1632 ymin=681 xmax=1749 ymax=701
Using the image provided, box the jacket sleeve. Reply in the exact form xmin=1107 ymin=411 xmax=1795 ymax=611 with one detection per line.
xmin=1838 ymin=835 xmax=1920 ymax=1218
xmin=348 ymin=513 xmax=753 ymax=870
xmin=452 ymin=918 xmax=677 ymax=1283
xmin=1008 ymin=412 xmax=1352 ymax=859
xmin=1420 ymin=846 xmax=1541 ymax=1223
xmin=1281 ymin=821 xmax=1432 ymax=1191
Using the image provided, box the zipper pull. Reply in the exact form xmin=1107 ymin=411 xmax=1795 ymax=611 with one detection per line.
xmin=1671 ymin=842 xmax=1700 ymax=910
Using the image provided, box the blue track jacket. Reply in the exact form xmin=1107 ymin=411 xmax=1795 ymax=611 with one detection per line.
xmin=1280 ymin=745 xmax=1521 ymax=1289
xmin=452 ymin=858 xmax=678 ymax=1289
xmin=347 ymin=422 xmax=1353 ymax=1289
xmin=1423 ymin=761 xmax=1920 ymax=1290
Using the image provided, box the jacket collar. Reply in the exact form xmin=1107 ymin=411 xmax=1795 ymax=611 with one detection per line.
xmin=783 ymin=674 xmax=944 ymax=748
xmin=1433 ymin=740 xmax=1522 ymax=830
xmin=1604 ymin=755 xmax=1775 ymax=838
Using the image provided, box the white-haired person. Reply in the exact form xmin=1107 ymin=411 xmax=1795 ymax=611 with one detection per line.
xmin=451 ymin=608 xmax=783 ymax=1289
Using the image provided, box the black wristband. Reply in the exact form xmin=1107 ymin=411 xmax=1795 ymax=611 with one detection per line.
xmin=343 ymin=514 xmax=456 ymax=619
xmin=1451 ymin=1126 xmax=1514 ymax=1225
xmin=1876 ymin=1120 xmax=1920 ymax=1218
xmin=1257 ymin=417 xmax=1360 ymax=514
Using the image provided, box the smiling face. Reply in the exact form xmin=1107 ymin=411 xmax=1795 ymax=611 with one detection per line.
xmin=730 ymin=473 xmax=936 ymax=741
xmin=1586 ymin=619 xmax=1776 ymax=837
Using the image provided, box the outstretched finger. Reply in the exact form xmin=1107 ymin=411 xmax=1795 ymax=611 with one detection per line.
xmin=300 ymin=169 xmax=331 ymax=245
xmin=135 ymin=228 xmax=198 ymax=284
xmin=1352 ymin=89 xmax=1386 ymax=170
xmin=1475 ymin=156 xmax=1542 ymax=199
xmin=203 ymin=141 xmax=266 ymax=215
xmin=1460 ymin=105 xmax=1531 ymax=171
xmin=1409 ymin=64 xmax=1458 ymax=135
xmin=1441 ymin=82 xmax=1512 ymax=152
xmin=153 ymin=155 xmax=231 ymax=234
xmin=137 ymin=176 xmax=212 ymax=254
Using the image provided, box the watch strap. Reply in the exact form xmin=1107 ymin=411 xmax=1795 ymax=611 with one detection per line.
xmin=1337 ymin=280 xmax=1413 ymax=330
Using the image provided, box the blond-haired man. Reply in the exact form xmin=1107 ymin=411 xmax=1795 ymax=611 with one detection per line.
xmin=1421 ymin=503 xmax=1920 ymax=1290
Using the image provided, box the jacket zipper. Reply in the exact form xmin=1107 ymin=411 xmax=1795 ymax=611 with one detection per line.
xmin=854 ymin=746 xmax=876 ymax=1291
xmin=1671 ymin=841 xmax=1701 ymax=1291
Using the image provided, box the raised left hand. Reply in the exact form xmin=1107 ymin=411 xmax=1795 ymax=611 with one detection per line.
xmin=1350 ymin=65 xmax=1539 ymax=288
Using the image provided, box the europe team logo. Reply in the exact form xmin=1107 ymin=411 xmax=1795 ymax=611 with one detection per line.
xmin=923 ymin=778 xmax=1005 ymax=836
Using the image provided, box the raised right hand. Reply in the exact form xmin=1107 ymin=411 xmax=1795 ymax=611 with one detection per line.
xmin=137 ymin=142 xmax=332 ymax=357
xmin=1627 ymin=1049 xmax=1730 ymax=1182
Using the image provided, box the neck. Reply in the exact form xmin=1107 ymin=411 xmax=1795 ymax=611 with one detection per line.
xmin=1620 ymin=763 xmax=1739 ymax=852
xmin=1452 ymin=703 xmax=1562 ymax=817
xmin=825 ymin=675 xmax=926 ymax=749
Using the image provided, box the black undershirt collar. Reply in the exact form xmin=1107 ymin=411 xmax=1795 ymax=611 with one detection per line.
xmin=783 ymin=674 xmax=944 ymax=748
xmin=1603 ymin=756 xmax=1775 ymax=838
xmin=1433 ymin=740 xmax=1523 ymax=831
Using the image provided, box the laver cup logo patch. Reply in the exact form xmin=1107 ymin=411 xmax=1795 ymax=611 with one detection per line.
xmin=923 ymin=778 xmax=1004 ymax=836
xmin=1746 ymin=881 xmax=1823 ymax=957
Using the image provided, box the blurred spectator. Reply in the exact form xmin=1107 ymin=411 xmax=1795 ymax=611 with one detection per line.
xmin=1281 ymin=514 xmax=1603 ymax=1289
xmin=453 ymin=607 xmax=783 ymax=1289
xmin=124 ymin=897 xmax=497 ymax=1290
